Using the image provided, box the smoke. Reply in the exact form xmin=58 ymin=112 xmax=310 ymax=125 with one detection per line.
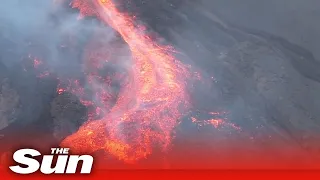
xmin=0 ymin=0 xmax=90 ymax=71
xmin=0 ymin=0 xmax=103 ymax=127
xmin=0 ymin=0 xmax=49 ymax=67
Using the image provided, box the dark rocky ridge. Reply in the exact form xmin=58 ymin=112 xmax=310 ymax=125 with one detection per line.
xmin=118 ymin=0 xmax=320 ymax=158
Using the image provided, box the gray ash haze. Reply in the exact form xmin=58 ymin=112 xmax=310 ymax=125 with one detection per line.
xmin=0 ymin=0 xmax=320 ymax=168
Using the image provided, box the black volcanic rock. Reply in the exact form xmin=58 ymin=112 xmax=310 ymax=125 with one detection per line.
xmin=0 ymin=74 xmax=19 ymax=131
xmin=51 ymin=92 xmax=87 ymax=142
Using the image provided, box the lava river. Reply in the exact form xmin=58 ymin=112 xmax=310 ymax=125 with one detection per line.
xmin=59 ymin=0 xmax=192 ymax=163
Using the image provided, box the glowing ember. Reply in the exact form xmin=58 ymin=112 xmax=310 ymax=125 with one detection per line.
xmin=208 ymin=119 xmax=223 ymax=128
xmin=191 ymin=114 xmax=240 ymax=130
xmin=33 ymin=58 xmax=42 ymax=68
xmin=37 ymin=71 xmax=50 ymax=78
xmin=57 ymin=88 xmax=65 ymax=95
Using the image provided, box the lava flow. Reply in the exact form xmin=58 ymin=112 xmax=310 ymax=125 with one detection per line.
xmin=60 ymin=0 xmax=191 ymax=163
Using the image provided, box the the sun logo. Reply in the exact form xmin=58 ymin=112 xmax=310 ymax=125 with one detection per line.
xmin=9 ymin=148 xmax=93 ymax=174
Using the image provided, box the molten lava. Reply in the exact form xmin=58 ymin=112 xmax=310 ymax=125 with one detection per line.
xmin=60 ymin=0 xmax=191 ymax=163
xmin=54 ymin=0 xmax=239 ymax=164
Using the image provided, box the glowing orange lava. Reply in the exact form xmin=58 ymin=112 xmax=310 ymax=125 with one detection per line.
xmin=60 ymin=0 xmax=191 ymax=163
